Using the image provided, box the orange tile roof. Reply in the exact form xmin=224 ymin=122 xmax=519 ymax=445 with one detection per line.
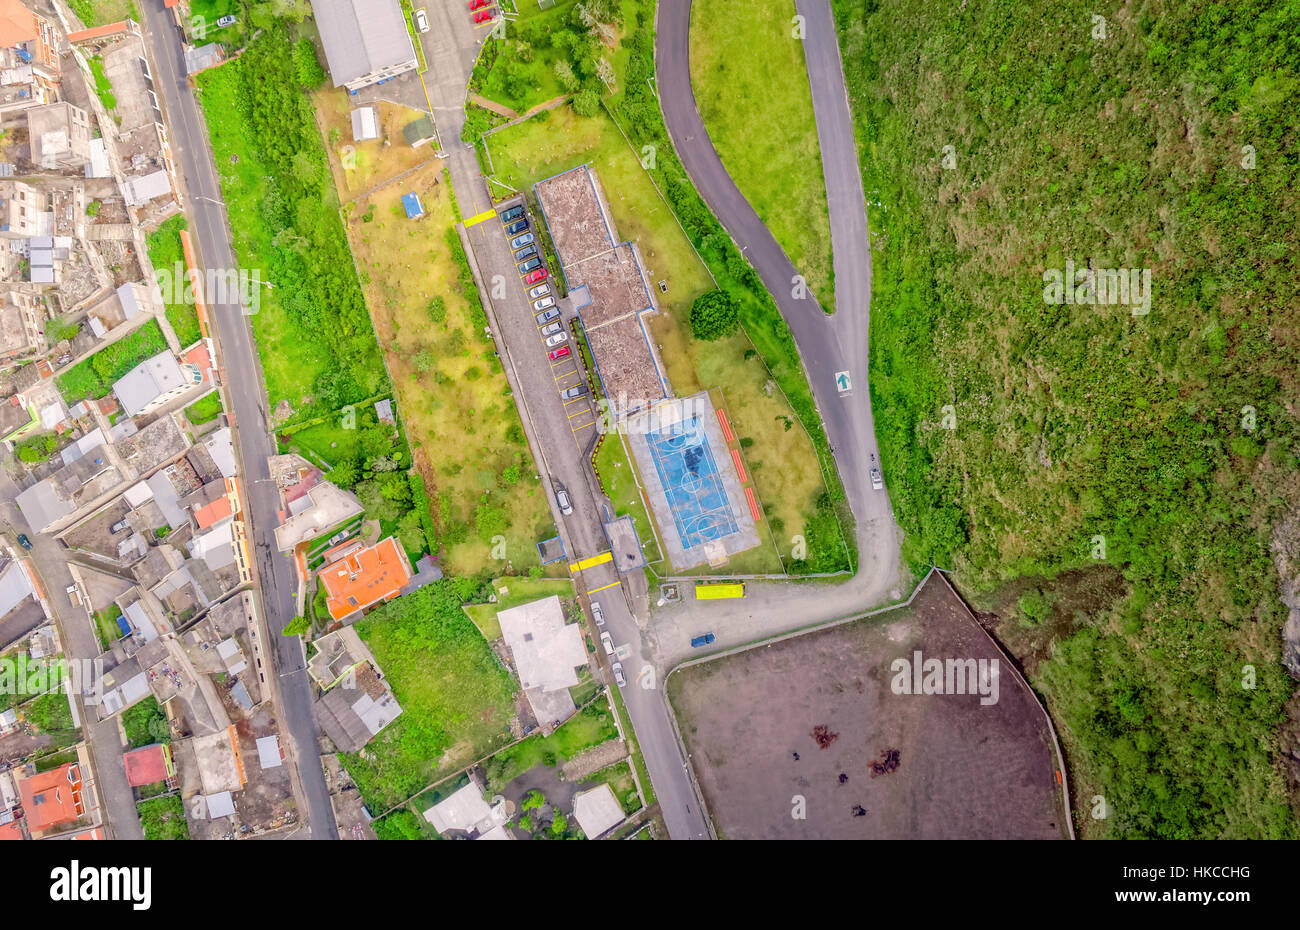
xmin=194 ymin=494 xmax=233 ymax=530
xmin=319 ymin=536 xmax=413 ymax=622
xmin=0 ymin=821 xmax=25 ymax=841
xmin=19 ymin=763 xmax=83 ymax=832
xmin=0 ymin=0 xmax=37 ymax=47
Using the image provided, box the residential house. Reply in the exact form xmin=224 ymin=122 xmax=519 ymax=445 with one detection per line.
xmin=0 ymin=287 xmax=45 ymax=369
xmin=496 ymin=595 xmax=588 ymax=727
xmin=421 ymin=776 xmax=511 ymax=840
xmin=0 ymin=179 xmax=43 ymax=238
xmin=113 ymin=350 xmax=198 ymax=417
xmin=0 ymin=0 xmax=60 ymax=117
xmin=27 ymin=102 xmax=92 ymax=171
xmin=16 ymin=763 xmax=84 ymax=836
xmin=316 ymin=536 xmax=412 ymax=622
xmin=571 ymin=783 xmax=625 ymax=840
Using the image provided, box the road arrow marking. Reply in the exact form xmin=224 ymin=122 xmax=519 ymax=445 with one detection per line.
xmin=835 ymin=371 xmax=851 ymax=393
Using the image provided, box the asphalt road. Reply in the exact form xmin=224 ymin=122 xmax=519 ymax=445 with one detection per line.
xmin=138 ymin=0 xmax=336 ymax=839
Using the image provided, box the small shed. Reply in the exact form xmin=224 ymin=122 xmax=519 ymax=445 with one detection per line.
xmin=350 ymin=106 xmax=379 ymax=142
xmin=401 ymin=192 xmax=424 ymax=219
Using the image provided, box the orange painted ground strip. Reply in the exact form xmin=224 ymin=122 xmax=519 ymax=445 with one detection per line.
xmin=716 ymin=409 xmax=734 ymax=444
xmin=179 ymin=229 xmax=211 ymax=339
xmin=730 ymin=448 xmax=747 ymax=483
xmin=744 ymin=487 xmax=762 ymax=523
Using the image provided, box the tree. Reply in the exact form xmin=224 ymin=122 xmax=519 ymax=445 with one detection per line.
xmin=282 ymin=615 xmax=311 ymax=637
xmin=293 ymin=38 xmax=326 ymax=87
xmin=554 ymin=60 xmax=579 ymax=93
xmin=689 ymin=289 xmax=740 ymax=341
xmin=572 ymin=89 xmax=600 ymax=118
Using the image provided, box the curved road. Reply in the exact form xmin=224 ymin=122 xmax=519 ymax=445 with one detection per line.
xmin=652 ymin=0 xmax=903 ymax=827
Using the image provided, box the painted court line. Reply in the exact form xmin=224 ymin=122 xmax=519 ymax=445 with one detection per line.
xmin=588 ymin=579 xmax=622 ymax=594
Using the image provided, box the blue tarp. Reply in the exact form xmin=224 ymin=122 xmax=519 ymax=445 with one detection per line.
xmin=116 ymin=613 xmax=132 ymax=636
xmin=401 ymin=192 xmax=423 ymax=218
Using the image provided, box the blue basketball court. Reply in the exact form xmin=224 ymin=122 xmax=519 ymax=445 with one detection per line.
xmin=643 ymin=415 xmax=739 ymax=550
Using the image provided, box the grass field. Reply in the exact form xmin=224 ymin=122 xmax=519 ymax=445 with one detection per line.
xmin=56 ymin=319 xmax=167 ymax=403
xmin=342 ymin=580 xmax=519 ymax=810
xmin=482 ymin=696 xmax=618 ymax=791
xmin=338 ymin=163 xmax=555 ymax=576
xmin=593 ymin=432 xmax=663 ymax=566
xmin=146 ymin=215 xmax=201 ymax=348
xmin=68 ymin=0 xmax=137 ymax=28
xmin=183 ymin=391 xmax=222 ymax=425
xmin=487 ymin=106 xmax=830 ymax=568
xmin=689 ymin=0 xmax=833 ymax=311
xmin=137 ymin=795 xmax=188 ymax=840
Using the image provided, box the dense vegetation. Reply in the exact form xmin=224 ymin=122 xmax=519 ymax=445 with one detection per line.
xmin=688 ymin=289 xmax=740 ymax=341
xmin=834 ymin=0 xmax=1300 ymax=837
xmin=56 ymin=319 xmax=168 ymax=403
xmin=197 ymin=24 xmax=388 ymax=421
xmin=341 ymin=578 xmax=518 ymax=810
xmin=609 ymin=0 xmax=853 ymax=572
xmin=137 ymin=795 xmax=188 ymax=840
xmin=121 ymin=696 xmax=168 ymax=749
xmin=145 ymin=215 xmax=202 ymax=348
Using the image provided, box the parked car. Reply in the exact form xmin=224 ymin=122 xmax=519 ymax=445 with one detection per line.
xmin=870 ymin=467 xmax=884 ymax=490
xmin=501 ymin=205 xmax=525 ymax=222
xmin=414 ymin=8 xmax=429 ymax=31
xmin=611 ymin=662 xmax=627 ymax=688
xmin=548 ymin=345 xmax=571 ymax=361
xmin=690 ymin=632 xmax=716 ymax=648
xmin=505 ymin=219 xmax=528 ymax=235
xmin=535 ymin=307 xmax=560 ymax=324
xmin=469 ymin=0 xmax=490 ymax=8
xmin=473 ymin=8 xmax=494 ymax=23
xmin=532 ymin=296 xmax=555 ymax=311
xmin=217 ymin=14 xmax=237 ymax=26
xmin=525 ymin=268 xmax=548 ymax=284
xmin=561 ymin=384 xmax=589 ymax=400
xmin=591 ymin=601 xmax=605 ymax=626
xmin=528 ymin=284 xmax=551 ymax=299
xmin=545 ymin=331 xmax=568 ymax=347
xmin=16 ymin=534 xmax=31 ymax=551
xmin=555 ymin=488 xmax=573 ymax=515
xmin=109 ymin=519 xmax=129 ymax=534
xmin=540 ymin=321 xmax=563 ymax=337
xmin=513 ymin=245 xmax=537 ymax=261
xmin=510 ymin=233 xmax=534 ymax=249
xmin=600 ymin=632 xmax=615 ymax=656
xmin=518 ymin=256 xmax=542 ymax=274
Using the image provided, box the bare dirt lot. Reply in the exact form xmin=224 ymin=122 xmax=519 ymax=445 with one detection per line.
xmin=668 ymin=574 xmax=1069 ymax=839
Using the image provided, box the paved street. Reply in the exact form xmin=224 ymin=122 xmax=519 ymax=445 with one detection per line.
xmin=0 ymin=468 xmax=142 ymax=839
xmin=137 ymin=0 xmax=336 ymax=839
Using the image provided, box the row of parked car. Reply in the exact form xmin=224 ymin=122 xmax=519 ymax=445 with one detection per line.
xmin=501 ymin=204 xmax=575 ymax=365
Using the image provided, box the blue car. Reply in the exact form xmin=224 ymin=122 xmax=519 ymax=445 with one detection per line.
xmin=690 ymin=632 xmax=715 ymax=648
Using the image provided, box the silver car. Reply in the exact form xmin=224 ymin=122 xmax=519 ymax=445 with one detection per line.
xmin=545 ymin=331 xmax=568 ymax=347
xmin=556 ymin=488 xmax=573 ymax=515
xmin=870 ymin=467 xmax=884 ymax=490
xmin=540 ymin=321 xmax=562 ymax=337
xmin=528 ymin=284 xmax=550 ymax=299
xmin=533 ymin=296 xmax=555 ymax=311
xmin=510 ymin=233 xmax=535 ymax=249
xmin=535 ymin=307 xmax=560 ymax=325
xmin=591 ymin=601 xmax=605 ymax=626
xmin=612 ymin=662 xmax=626 ymax=688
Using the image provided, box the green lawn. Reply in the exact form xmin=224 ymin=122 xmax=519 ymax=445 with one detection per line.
xmin=68 ymin=0 xmax=138 ymax=28
xmin=468 ymin=0 xmax=580 ymax=114
xmin=121 ymin=696 xmax=167 ymax=749
xmin=87 ymin=56 xmax=118 ymax=116
xmin=341 ymin=579 xmax=519 ymax=810
xmin=690 ymin=0 xmax=833 ymax=311
xmin=137 ymin=795 xmax=189 ymax=840
xmin=184 ymin=391 xmax=223 ymax=425
xmin=593 ymin=432 xmax=663 ymax=565
xmin=833 ymin=0 xmax=1300 ymax=838
xmin=56 ymin=319 xmax=167 ymax=403
xmin=146 ymin=215 xmax=202 ymax=348
xmin=482 ymin=696 xmax=618 ymax=791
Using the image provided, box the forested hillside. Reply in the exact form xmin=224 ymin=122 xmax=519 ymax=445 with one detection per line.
xmin=833 ymin=0 xmax=1300 ymax=837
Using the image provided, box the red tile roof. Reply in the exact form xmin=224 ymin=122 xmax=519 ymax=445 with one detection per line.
xmin=319 ymin=537 xmax=413 ymax=622
xmin=18 ymin=763 xmax=83 ymax=832
xmin=193 ymin=494 xmax=233 ymax=530
xmin=123 ymin=744 xmax=171 ymax=787
xmin=0 ymin=821 xmax=25 ymax=841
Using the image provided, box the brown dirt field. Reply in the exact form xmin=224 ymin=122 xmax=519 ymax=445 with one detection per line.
xmin=669 ymin=574 xmax=1070 ymax=839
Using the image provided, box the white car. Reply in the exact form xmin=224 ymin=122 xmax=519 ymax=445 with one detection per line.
xmin=611 ymin=662 xmax=626 ymax=688
xmin=555 ymin=488 xmax=573 ymax=515
xmin=415 ymin=9 xmax=429 ymax=32
xmin=540 ymin=321 xmax=562 ymax=337
xmin=533 ymin=296 xmax=555 ymax=311
xmin=870 ymin=467 xmax=883 ymax=490
xmin=528 ymin=284 xmax=550 ymax=299
xmin=545 ymin=331 xmax=568 ymax=347
xmin=600 ymin=632 xmax=615 ymax=656
xmin=591 ymin=601 xmax=605 ymax=626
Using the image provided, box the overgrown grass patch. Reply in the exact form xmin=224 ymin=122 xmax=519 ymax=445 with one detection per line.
xmin=56 ymin=319 xmax=167 ymax=403
xmin=145 ymin=215 xmax=202 ymax=347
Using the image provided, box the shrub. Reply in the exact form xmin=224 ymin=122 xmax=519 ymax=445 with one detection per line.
xmin=689 ymin=289 xmax=740 ymax=341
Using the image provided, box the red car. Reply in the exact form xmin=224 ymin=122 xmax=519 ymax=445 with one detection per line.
xmin=548 ymin=345 xmax=571 ymax=361
xmin=524 ymin=268 xmax=548 ymax=284
xmin=469 ymin=0 xmax=488 ymax=8
xmin=473 ymin=8 xmax=494 ymax=22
